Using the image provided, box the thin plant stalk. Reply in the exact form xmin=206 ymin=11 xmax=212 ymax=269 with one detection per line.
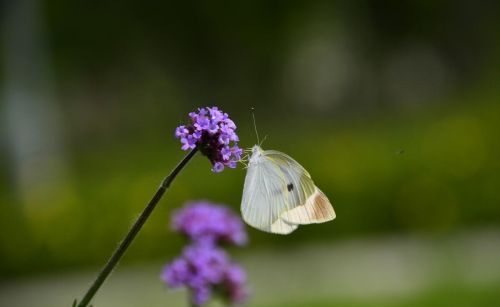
xmin=77 ymin=148 xmax=198 ymax=307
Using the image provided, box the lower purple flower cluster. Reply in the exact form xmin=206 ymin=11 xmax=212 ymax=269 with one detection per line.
xmin=162 ymin=245 xmax=248 ymax=305
xmin=175 ymin=107 xmax=242 ymax=173
xmin=162 ymin=201 xmax=249 ymax=306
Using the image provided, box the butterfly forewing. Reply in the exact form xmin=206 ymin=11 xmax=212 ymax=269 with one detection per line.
xmin=241 ymin=152 xmax=293 ymax=234
xmin=264 ymin=150 xmax=315 ymax=211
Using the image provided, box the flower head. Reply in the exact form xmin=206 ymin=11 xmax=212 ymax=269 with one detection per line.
xmin=163 ymin=201 xmax=249 ymax=306
xmin=162 ymin=244 xmax=229 ymax=286
xmin=172 ymin=201 xmax=247 ymax=246
xmin=161 ymin=245 xmax=226 ymax=305
xmin=175 ymin=107 xmax=241 ymax=173
xmin=162 ymin=244 xmax=249 ymax=306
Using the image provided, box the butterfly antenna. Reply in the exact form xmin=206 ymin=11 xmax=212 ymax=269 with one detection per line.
xmin=259 ymin=135 xmax=268 ymax=147
xmin=251 ymin=107 xmax=260 ymax=144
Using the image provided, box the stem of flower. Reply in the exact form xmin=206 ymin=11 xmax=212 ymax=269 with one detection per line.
xmin=77 ymin=148 xmax=198 ymax=307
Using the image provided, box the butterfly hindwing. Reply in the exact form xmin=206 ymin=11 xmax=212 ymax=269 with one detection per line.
xmin=281 ymin=187 xmax=336 ymax=224
xmin=264 ymin=150 xmax=335 ymax=225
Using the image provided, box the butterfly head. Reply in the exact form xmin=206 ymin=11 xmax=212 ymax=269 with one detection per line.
xmin=246 ymin=145 xmax=263 ymax=164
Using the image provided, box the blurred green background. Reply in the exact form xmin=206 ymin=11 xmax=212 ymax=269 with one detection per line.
xmin=1 ymin=1 xmax=500 ymax=306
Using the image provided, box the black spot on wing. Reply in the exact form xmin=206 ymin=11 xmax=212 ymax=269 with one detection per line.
xmin=287 ymin=183 xmax=294 ymax=192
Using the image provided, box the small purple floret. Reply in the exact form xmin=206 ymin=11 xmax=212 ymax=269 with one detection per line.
xmin=221 ymin=147 xmax=231 ymax=160
xmin=212 ymin=162 xmax=224 ymax=173
xmin=175 ymin=126 xmax=189 ymax=138
xmin=175 ymin=107 xmax=241 ymax=173
xmin=181 ymin=135 xmax=197 ymax=150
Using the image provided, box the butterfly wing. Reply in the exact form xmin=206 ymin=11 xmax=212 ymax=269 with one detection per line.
xmin=241 ymin=147 xmax=335 ymax=235
xmin=241 ymin=152 xmax=298 ymax=234
xmin=264 ymin=150 xmax=336 ymax=225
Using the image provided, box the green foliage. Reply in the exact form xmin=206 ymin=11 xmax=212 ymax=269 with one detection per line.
xmin=1 ymin=90 xmax=499 ymax=277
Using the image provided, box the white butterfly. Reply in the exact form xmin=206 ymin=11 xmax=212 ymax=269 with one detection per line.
xmin=241 ymin=145 xmax=336 ymax=234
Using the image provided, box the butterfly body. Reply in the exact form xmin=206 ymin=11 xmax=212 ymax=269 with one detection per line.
xmin=241 ymin=145 xmax=335 ymax=234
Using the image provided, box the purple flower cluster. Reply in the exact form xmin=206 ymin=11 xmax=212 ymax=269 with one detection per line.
xmin=172 ymin=202 xmax=247 ymax=246
xmin=175 ymin=107 xmax=242 ymax=173
xmin=161 ymin=245 xmax=248 ymax=306
xmin=162 ymin=201 xmax=249 ymax=306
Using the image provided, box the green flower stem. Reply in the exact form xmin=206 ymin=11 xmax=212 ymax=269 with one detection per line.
xmin=77 ymin=148 xmax=198 ymax=307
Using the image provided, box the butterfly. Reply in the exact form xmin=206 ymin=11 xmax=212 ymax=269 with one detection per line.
xmin=241 ymin=145 xmax=336 ymax=234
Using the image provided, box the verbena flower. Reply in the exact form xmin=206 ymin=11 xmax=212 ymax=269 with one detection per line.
xmin=163 ymin=201 xmax=249 ymax=306
xmin=172 ymin=201 xmax=247 ymax=246
xmin=161 ymin=244 xmax=249 ymax=306
xmin=162 ymin=244 xmax=228 ymax=287
xmin=175 ymin=107 xmax=241 ymax=173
